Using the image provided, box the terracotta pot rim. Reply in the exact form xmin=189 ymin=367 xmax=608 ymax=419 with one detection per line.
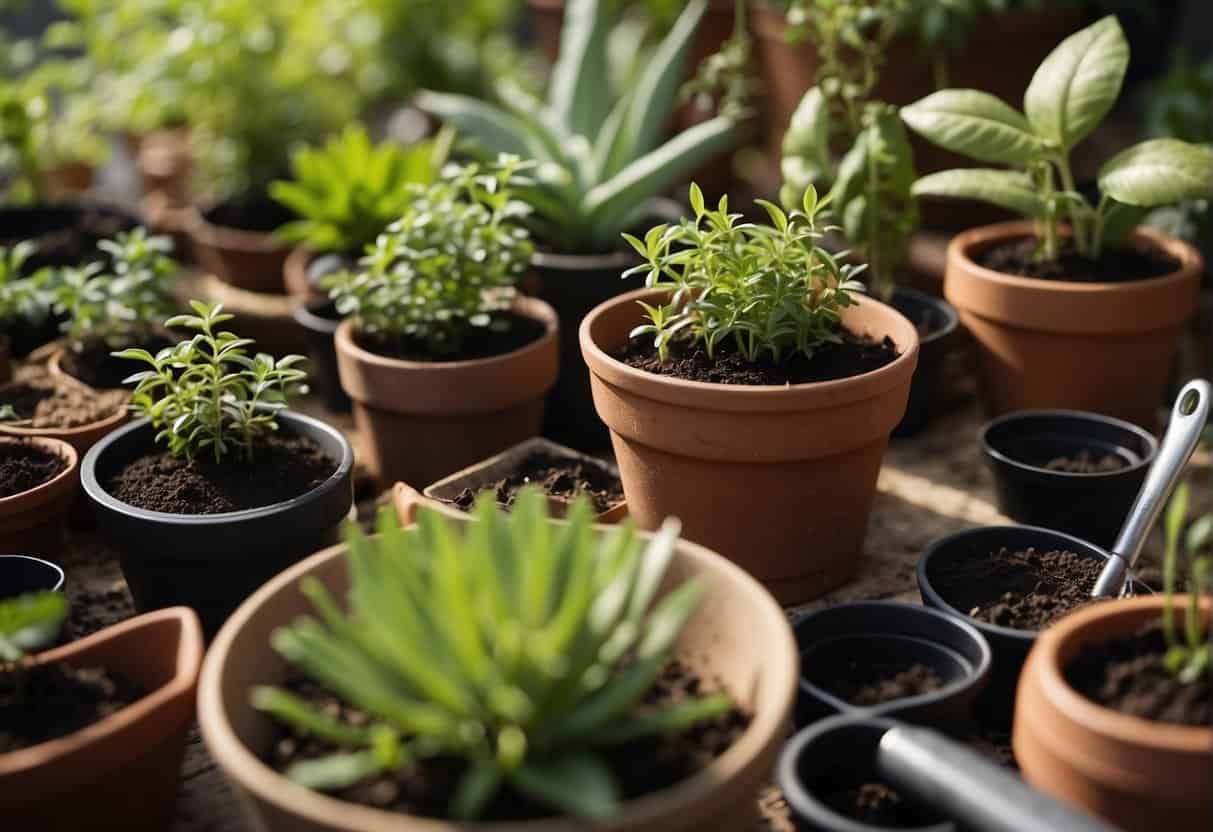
xmin=0 ymin=401 xmax=128 ymax=443
xmin=0 ymin=436 xmax=79 ymax=507
xmin=0 ymin=606 xmax=203 ymax=775
xmin=186 ymin=204 xmax=284 ymax=254
xmin=978 ymin=409 xmax=1160 ymax=480
xmin=1030 ymin=595 xmax=1212 ymax=752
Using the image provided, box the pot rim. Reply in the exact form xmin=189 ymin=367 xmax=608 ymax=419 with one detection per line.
xmin=890 ymin=286 xmax=960 ymax=347
xmin=198 ymin=532 xmax=799 ymax=830
xmin=0 ymin=554 xmax=65 ymax=594
xmin=292 ymin=296 xmax=341 ymax=334
xmin=979 ymin=409 xmax=1160 ymax=481
xmin=0 ymin=436 xmax=79 ymax=506
xmin=186 ymin=203 xmax=284 ymax=253
xmin=0 ymin=398 xmax=128 ymax=442
xmin=79 ymin=410 xmax=354 ymax=525
xmin=0 ymin=606 xmax=203 ymax=775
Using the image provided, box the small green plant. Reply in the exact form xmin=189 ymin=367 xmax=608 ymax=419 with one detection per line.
xmin=0 ymin=241 xmax=51 ymax=330
xmin=901 ymin=16 xmax=1213 ymax=262
xmin=625 ymin=183 xmax=866 ymax=364
xmin=270 ymin=126 xmax=449 ymax=255
xmin=0 ymin=590 xmax=67 ymax=664
xmin=115 ymin=301 xmax=308 ymax=463
xmin=324 ymin=157 xmax=535 ymax=356
xmin=1161 ymin=482 xmax=1211 ymax=685
xmin=254 ymin=489 xmax=731 ymax=820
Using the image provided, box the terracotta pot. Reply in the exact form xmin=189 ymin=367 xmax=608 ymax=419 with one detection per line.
xmin=945 ymin=221 xmax=1203 ymax=429
xmin=0 ymin=436 xmax=78 ymax=555
xmin=42 ymin=161 xmax=95 ymax=199
xmin=197 ymin=526 xmax=799 ymax=831
xmin=283 ymin=245 xmax=326 ymax=302
xmin=1014 ymin=596 xmax=1212 ymax=832
xmin=135 ymin=126 xmax=193 ymax=205
xmin=186 ymin=204 xmax=289 ymax=294
xmin=0 ymin=381 xmax=129 ymax=457
xmin=335 ymin=296 xmax=559 ymax=489
xmin=0 ymin=607 xmax=203 ymax=830
xmin=580 ymin=288 xmax=918 ymax=603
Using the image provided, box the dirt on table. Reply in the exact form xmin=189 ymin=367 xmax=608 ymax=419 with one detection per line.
xmin=976 ymin=237 xmax=1178 ymax=284
xmin=451 ymin=453 xmax=624 ymax=515
xmin=811 ymin=658 xmax=945 ymax=707
xmin=1044 ymin=449 xmax=1126 ymax=474
xmin=0 ymin=662 xmax=145 ymax=753
xmin=819 ymin=780 xmax=942 ymax=828
xmin=0 ymin=366 xmax=128 ymax=429
xmin=0 ymin=441 xmax=68 ymax=497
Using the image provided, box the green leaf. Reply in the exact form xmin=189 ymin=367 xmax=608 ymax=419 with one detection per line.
xmin=780 ymin=86 xmax=832 ymax=210
xmin=284 ymin=751 xmax=385 ymax=791
xmin=251 ymin=687 xmax=375 ymax=747
xmin=548 ymin=0 xmax=611 ymax=139
xmin=1098 ymin=139 xmax=1213 ymax=208
xmin=1187 ymin=515 xmax=1213 ymax=554
xmin=592 ymin=692 xmax=734 ymax=744
xmin=0 ymin=590 xmax=67 ymax=655
xmin=912 ymin=169 xmax=1046 ymax=218
xmin=1023 ymin=15 xmax=1128 ymax=151
xmin=1099 ymin=199 xmax=1148 ymax=250
xmin=450 ymin=761 xmax=503 ymax=820
xmin=415 ymin=91 xmax=543 ymax=162
xmin=510 ymin=753 xmax=619 ymax=820
xmin=901 ymin=89 xmax=1044 ymax=165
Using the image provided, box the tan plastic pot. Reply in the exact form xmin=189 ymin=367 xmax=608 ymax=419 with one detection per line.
xmin=580 ymin=288 xmax=918 ymax=603
xmin=945 ymin=221 xmax=1203 ymax=428
xmin=197 ymin=522 xmax=798 ymax=831
xmin=334 ymin=296 xmax=559 ymax=489
xmin=0 ymin=436 xmax=78 ymax=554
xmin=186 ymin=205 xmax=289 ymax=294
xmin=0 ymin=606 xmax=204 ymax=830
xmin=1013 ymin=596 xmax=1211 ymax=832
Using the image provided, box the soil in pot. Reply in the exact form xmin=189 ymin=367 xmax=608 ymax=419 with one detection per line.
xmin=204 ymin=196 xmax=295 ymax=234
xmin=1043 ymin=450 xmax=1126 ymax=474
xmin=1065 ymin=622 xmax=1211 ymax=727
xmin=0 ymin=441 xmax=68 ymax=497
xmin=809 ymin=658 xmax=945 ymax=708
xmin=266 ymin=658 xmax=750 ymax=821
xmin=975 ymin=239 xmax=1178 ymax=284
xmin=816 ymin=777 xmax=940 ymax=828
xmin=0 ymin=373 xmax=127 ymax=429
xmin=59 ymin=334 xmax=174 ymax=390
xmin=356 ymin=312 xmax=547 ymax=363
xmin=0 ymin=662 xmax=145 ymax=753
xmin=930 ymin=547 xmax=1106 ymax=630
xmin=450 ymin=452 xmax=625 ymax=515
xmin=0 ymin=205 xmax=131 ymax=272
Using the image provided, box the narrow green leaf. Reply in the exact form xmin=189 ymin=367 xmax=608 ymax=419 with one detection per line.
xmin=549 ymin=0 xmax=611 ymax=138
xmin=510 ymin=753 xmax=619 ymax=820
xmin=450 ymin=761 xmax=503 ymax=820
xmin=284 ymin=751 xmax=385 ymax=791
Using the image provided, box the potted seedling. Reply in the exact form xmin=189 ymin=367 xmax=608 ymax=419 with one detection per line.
xmin=580 ymin=183 xmax=918 ymax=602
xmin=901 ymin=16 xmax=1212 ymax=427
xmin=0 ymin=590 xmax=204 ymax=830
xmin=0 ymin=242 xmax=52 ymax=374
xmin=197 ymin=489 xmax=798 ymax=829
xmin=327 ymin=157 xmax=558 ymax=489
xmin=80 ymin=301 xmax=354 ymax=636
xmin=1014 ymin=482 xmax=1212 ymax=832
xmin=0 ymin=436 xmax=78 ymax=555
xmin=419 ymin=0 xmax=747 ymax=448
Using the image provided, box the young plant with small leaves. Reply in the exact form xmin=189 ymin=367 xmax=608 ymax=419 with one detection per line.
xmin=0 ymin=241 xmax=52 ymax=330
xmin=0 ymin=589 xmax=68 ymax=710
xmin=115 ymin=301 xmax=308 ymax=463
xmin=254 ymin=490 xmax=733 ymax=821
xmin=626 ymin=183 xmax=866 ymax=364
xmin=1161 ymin=482 xmax=1211 ymax=685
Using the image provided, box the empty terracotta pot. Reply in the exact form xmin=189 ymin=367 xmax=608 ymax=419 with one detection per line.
xmin=0 ymin=606 xmax=204 ymax=830
xmin=1014 ymin=595 xmax=1211 ymax=832
xmin=0 ymin=436 xmax=79 ymax=555
xmin=945 ymin=221 xmax=1203 ymax=429
xmin=580 ymin=288 xmax=918 ymax=603
xmin=186 ymin=204 xmax=289 ymax=294
xmin=334 ymin=296 xmax=559 ymax=489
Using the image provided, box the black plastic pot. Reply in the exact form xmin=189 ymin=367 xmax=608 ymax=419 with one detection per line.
xmin=80 ymin=411 xmax=354 ymax=636
xmin=795 ymin=601 xmax=991 ymax=728
xmin=0 ymin=554 xmax=65 ymax=598
xmin=980 ymin=410 xmax=1158 ymax=548
xmin=293 ymin=299 xmax=351 ymax=413
xmin=890 ymin=287 xmax=959 ymax=437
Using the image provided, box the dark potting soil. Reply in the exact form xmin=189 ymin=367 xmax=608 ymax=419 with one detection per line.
xmin=0 ymin=373 xmax=128 ymax=429
xmin=0 ymin=662 xmax=145 ymax=753
xmin=1066 ymin=622 xmax=1211 ymax=727
xmin=932 ymin=547 xmax=1105 ymax=630
xmin=976 ymin=238 xmax=1178 ymax=284
xmin=267 ymin=659 xmax=750 ymax=821
xmin=819 ymin=780 xmax=942 ymax=828
xmin=60 ymin=334 xmax=174 ymax=390
xmin=105 ymin=434 xmax=337 ymax=514
xmin=356 ymin=312 xmax=547 ymax=363
xmin=451 ymin=453 xmax=625 ymax=515
xmin=617 ymin=329 xmax=899 ymax=386
xmin=1044 ymin=449 xmax=1126 ymax=474
xmin=812 ymin=658 xmax=945 ymax=707
xmin=0 ymin=206 xmax=130 ymax=272
xmin=0 ymin=442 xmax=68 ymax=497
xmin=204 ymin=196 xmax=296 ymax=233
xmin=966 ymin=724 xmax=1017 ymax=770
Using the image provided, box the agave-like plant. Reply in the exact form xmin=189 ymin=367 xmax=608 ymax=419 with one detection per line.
xmin=254 ymin=488 xmax=734 ymax=820
xmin=416 ymin=0 xmax=746 ymax=253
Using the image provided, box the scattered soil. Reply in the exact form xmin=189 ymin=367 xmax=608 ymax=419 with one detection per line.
xmin=1044 ymin=449 xmax=1126 ymax=474
xmin=0 ymin=662 xmax=145 ymax=753
xmin=450 ymin=453 xmax=624 ymax=515
xmin=267 ymin=659 xmax=749 ymax=821
xmin=819 ymin=780 xmax=941 ymax=828
xmin=105 ymin=434 xmax=337 ymax=514
xmin=204 ymin=196 xmax=295 ymax=234
xmin=0 ymin=371 xmax=127 ymax=429
xmin=356 ymin=312 xmax=547 ymax=363
xmin=618 ymin=329 xmax=899 ymax=386
xmin=59 ymin=333 xmax=174 ymax=390
xmin=976 ymin=237 xmax=1178 ymax=284
xmin=931 ymin=547 xmax=1106 ymax=630
xmin=0 ymin=205 xmax=131 ymax=272
xmin=811 ymin=658 xmax=945 ymax=707
xmin=966 ymin=724 xmax=1017 ymax=770
xmin=1066 ymin=622 xmax=1211 ymax=727
xmin=0 ymin=441 xmax=68 ymax=497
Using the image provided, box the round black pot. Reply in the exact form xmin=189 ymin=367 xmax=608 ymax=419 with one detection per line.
xmin=890 ymin=287 xmax=959 ymax=437
xmin=980 ymin=410 xmax=1158 ymax=548
xmin=917 ymin=525 xmax=1149 ymax=726
xmin=80 ymin=411 xmax=354 ymax=637
xmin=0 ymin=554 xmax=65 ymax=598
xmin=794 ymin=601 xmax=991 ymax=728
xmin=293 ymin=299 xmax=351 ymax=413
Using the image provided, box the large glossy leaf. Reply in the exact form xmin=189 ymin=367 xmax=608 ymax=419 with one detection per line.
xmin=901 ymin=89 xmax=1044 ymax=165
xmin=548 ymin=0 xmax=610 ymax=138
xmin=912 ymin=169 xmax=1046 ymax=218
xmin=1023 ymin=16 xmax=1128 ymax=151
xmin=1098 ymin=139 xmax=1213 ymax=208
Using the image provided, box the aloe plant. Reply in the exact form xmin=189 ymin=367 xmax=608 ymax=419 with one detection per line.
xmin=254 ymin=490 xmax=733 ymax=820
xmin=416 ymin=0 xmax=746 ymax=253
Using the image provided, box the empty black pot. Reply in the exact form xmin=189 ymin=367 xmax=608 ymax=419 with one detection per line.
xmin=794 ymin=601 xmax=991 ymax=728
xmin=293 ymin=298 xmax=351 ymax=413
xmin=890 ymin=287 xmax=959 ymax=438
xmin=0 ymin=554 xmax=65 ymax=598
xmin=980 ymin=410 xmax=1157 ymax=548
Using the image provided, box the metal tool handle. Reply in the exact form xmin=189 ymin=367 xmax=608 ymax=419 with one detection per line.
xmin=876 ymin=725 xmax=1118 ymax=832
xmin=1092 ymin=379 xmax=1211 ymax=598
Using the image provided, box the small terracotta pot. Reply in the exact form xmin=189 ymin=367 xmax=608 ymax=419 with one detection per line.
xmin=1014 ymin=596 xmax=1212 ymax=832
xmin=42 ymin=161 xmax=96 ymax=199
xmin=580 ymin=288 xmax=918 ymax=603
xmin=0 ymin=607 xmax=204 ymax=830
xmin=0 ymin=386 xmax=129 ymax=457
xmin=945 ymin=221 xmax=1203 ymax=429
xmin=197 ymin=526 xmax=798 ymax=831
xmin=186 ymin=205 xmax=289 ymax=294
xmin=334 ymin=296 xmax=559 ymax=489
xmin=0 ymin=436 xmax=79 ymax=555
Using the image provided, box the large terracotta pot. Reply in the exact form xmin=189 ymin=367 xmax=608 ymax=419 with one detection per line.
xmin=945 ymin=221 xmax=1203 ymax=429
xmin=0 ymin=436 xmax=78 ymax=555
xmin=1014 ymin=596 xmax=1211 ymax=832
xmin=197 ymin=527 xmax=799 ymax=831
xmin=0 ymin=607 xmax=204 ymax=830
xmin=186 ymin=204 xmax=289 ymax=294
xmin=580 ymin=288 xmax=918 ymax=603
xmin=335 ymin=296 xmax=559 ymax=489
